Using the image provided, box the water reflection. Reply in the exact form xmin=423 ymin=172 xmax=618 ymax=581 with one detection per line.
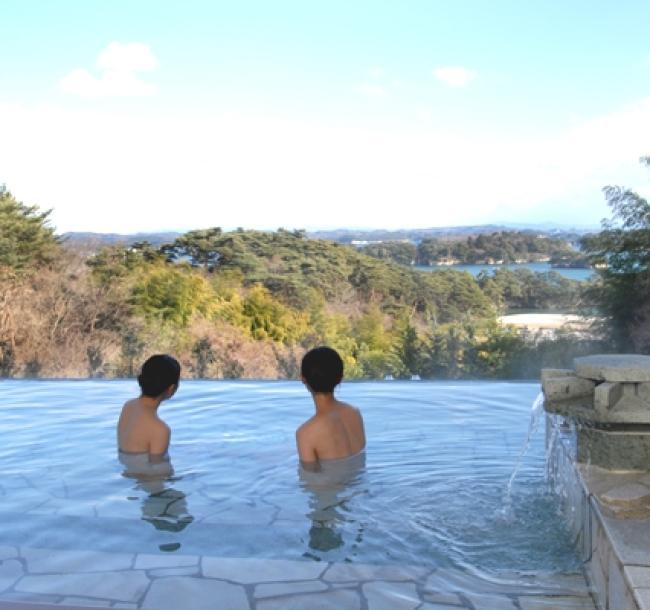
xmin=298 ymin=451 xmax=367 ymax=555
xmin=120 ymin=457 xmax=194 ymax=537
xmin=137 ymin=479 xmax=193 ymax=533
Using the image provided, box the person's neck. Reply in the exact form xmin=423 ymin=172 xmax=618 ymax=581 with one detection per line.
xmin=312 ymin=392 xmax=336 ymax=413
xmin=139 ymin=394 xmax=163 ymax=412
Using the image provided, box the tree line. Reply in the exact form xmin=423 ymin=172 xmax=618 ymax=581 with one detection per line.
xmin=359 ymin=231 xmax=579 ymax=266
xmin=4 ymin=161 xmax=648 ymax=381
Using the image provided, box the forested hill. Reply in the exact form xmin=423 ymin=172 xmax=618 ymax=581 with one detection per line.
xmin=99 ymin=228 xmax=494 ymax=324
xmin=360 ymin=231 xmax=579 ymax=266
xmin=2 ymin=178 xmax=597 ymax=380
xmin=1 ymin=183 xmax=597 ymax=380
xmin=5 ymin=156 xmax=649 ymax=379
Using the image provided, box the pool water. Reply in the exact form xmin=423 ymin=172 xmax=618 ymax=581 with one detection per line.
xmin=0 ymin=380 xmax=580 ymax=574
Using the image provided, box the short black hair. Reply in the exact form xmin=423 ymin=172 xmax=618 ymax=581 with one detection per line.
xmin=138 ymin=355 xmax=181 ymax=398
xmin=301 ymin=346 xmax=343 ymax=393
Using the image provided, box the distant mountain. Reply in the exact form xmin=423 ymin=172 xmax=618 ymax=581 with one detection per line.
xmin=307 ymin=224 xmax=597 ymax=244
xmin=307 ymin=225 xmax=512 ymax=243
xmin=63 ymin=231 xmax=182 ymax=247
xmin=498 ymin=221 xmax=600 ymax=232
xmin=62 ymin=223 xmax=598 ymax=250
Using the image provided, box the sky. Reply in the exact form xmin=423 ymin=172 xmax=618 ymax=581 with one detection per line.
xmin=1 ymin=1 xmax=650 ymax=233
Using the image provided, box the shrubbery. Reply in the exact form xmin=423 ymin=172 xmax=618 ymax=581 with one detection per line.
xmin=1 ymin=184 xmax=627 ymax=380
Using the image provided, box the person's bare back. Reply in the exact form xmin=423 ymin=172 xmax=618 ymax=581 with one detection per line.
xmin=296 ymin=347 xmax=366 ymax=470
xmin=117 ymin=397 xmax=171 ymax=457
xmin=117 ymin=355 xmax=181 ymax=475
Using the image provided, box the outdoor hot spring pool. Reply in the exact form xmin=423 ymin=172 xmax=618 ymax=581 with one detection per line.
xmin=0 ymin=380 xmax=579 ymax=574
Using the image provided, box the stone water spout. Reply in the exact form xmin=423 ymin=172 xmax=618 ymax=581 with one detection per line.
xmin=541 ymin=354 xmax=650 ymax=471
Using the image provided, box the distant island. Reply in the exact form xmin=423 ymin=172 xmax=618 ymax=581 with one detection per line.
xmin=62 ymin=224 xmax=594 ymax=249
xmin=62 ymin=227 xmax=592 ymax=270
xmin=356 ymin=231 xmax=591 ymax=269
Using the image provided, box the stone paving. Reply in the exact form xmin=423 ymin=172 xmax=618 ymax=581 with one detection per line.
xmin=0 ymin=546 xmax=597 ymax=609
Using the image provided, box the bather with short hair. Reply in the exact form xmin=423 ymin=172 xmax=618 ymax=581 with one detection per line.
xmin=296 ymin=346 xmax=366 ymax=473
xmin=117 ymin=354 xmax=181 ymax=477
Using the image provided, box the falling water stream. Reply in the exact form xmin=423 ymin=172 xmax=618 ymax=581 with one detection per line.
xmin=502 ymin=391 xmax=546 ymax=516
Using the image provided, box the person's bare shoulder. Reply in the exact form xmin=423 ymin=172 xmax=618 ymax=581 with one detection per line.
xmin=337 ymin=400 xmax=363 ymax=417
xmin=296 ymin=416 xmax=319 ymax=441
xmin=336 ymin=400 xmax=366 ymax=446
xmin=150 ymin=419 xmax=171 ymax=456
xmin=296 ymin=416 xmax=319 ymax=464
xmin=117 ymin=399 xmax=136 ymax=429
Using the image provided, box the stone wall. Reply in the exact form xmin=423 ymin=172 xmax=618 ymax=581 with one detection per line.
xmin=547 ymin=414 xmax=650 ymax=610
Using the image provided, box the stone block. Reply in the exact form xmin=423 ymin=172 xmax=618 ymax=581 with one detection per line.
xmin=60 ymin=598 xmax=112 ymax=607
xmin=143 ymin=577 xmax=249 ymax=610
xmin=518 ymin=596 xmax=596 ymax=609
xmin=516 ymin=572 xmax=590 ymax=597
xmin=624 ymin=566 xmax=650 ymax=588
xmin=21 ymin=547 xmax=134 ymax=574
xmin=424 ymin=568 xmax=526 ymax=596
xmin=422 ymin=591 xmax=463 ymax=605
xmin=16 ymin=571 xmax=149 ymax=603
xmin=609 ymin=555 xmax=638 ymax=610
xmin=464 ymin=593 xmax=518 ymax=609
xmin=594 ymin=382 xmax=623 ymax=411
xmin=577 ymin=428 xmax=650 ymax=470
xmin=635 ymin=588 xmax=650 ymax=610
xmin=324 ymin=562 xmax=429 ymax=583
xmin=363 ymin=581 xmax=420 ymax=610
xmin=595 ymin=509 xmax=650 ymax=565
xmin=600 ymin=483 xmax=650 ymax=507
xmin=574 ymin=354 xmax=650 ymax=383
xmin=639 ymin=383 xmax=650 ymax=403
xmin=543 ymin=376 xmax=595 ymax=402
xmin=254 ymin=581 xmax=328 ymax=598
xmin=585 ymin=521 xmax=608 ymax=608
xmin=0 ymin=559 xmax=24 ymax=592
xmin=135 ymin=553 xmax=198 ymax=570
xmin=0 ymin=547 xmax=18 ymax=561
xmin=202 ymin=557 xmax=324 ymax=584
xmin=541 ymin=369 xmax=575 ymax=382
xmin=148 ymin=566 xmax=201 ymax=577
xmin=256 ymin=589 xmax=361 ymax=610
xmin=0 ymin=591 xmax=62 ymax=605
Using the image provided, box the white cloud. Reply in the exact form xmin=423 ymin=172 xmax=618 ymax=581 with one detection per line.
xmin=60 ymin=42 xmax=158 ymax=98
xmin=433 ymin=66 xmax=476 ymax=88
xmin=356 ymin=67 xmax=388 ymax=97
xmin=415 ymin=108 xmax=433 ymax=124
xmin=0 ymin=98 xmax=649 ymax=233
xmin=97 ymin=42 xmax=158 ymax=72
xmin=355 ymin=83 xmax=387 ymax=98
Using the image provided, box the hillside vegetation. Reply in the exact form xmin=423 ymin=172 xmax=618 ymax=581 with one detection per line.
xmin=360 ymin=231 xmax=578 ymax=266
xmin=0 ymin=187 xmax=607 ymax=380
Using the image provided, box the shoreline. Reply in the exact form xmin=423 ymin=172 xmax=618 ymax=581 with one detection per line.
xmin=499 ymin=313 xmax=595 ymax=331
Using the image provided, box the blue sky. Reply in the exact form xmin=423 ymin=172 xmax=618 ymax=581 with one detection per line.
xmin=1 ymin=1 xmax=649 ymax=232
